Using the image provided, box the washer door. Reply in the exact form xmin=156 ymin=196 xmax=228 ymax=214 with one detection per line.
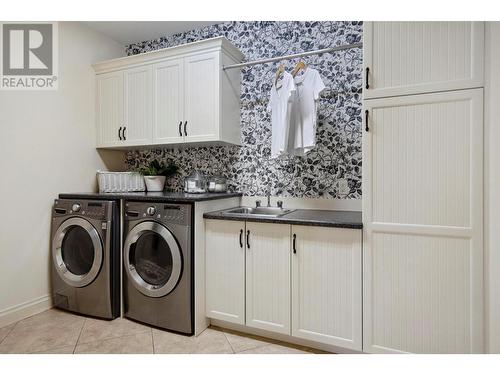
xmin=124 ymin=221 xmax=182 ymax=298
xmin=52 ymin=217 xmax=103 ymax=288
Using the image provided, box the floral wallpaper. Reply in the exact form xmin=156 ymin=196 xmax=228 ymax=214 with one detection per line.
xmin=125 ymin=21 xmax=363 ymax=199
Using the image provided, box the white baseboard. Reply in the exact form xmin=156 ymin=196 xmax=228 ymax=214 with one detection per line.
xmin=0 ymin=295 xmax=53 ymax=328
xmin=210 ymin=319 xmax=361 ymax=354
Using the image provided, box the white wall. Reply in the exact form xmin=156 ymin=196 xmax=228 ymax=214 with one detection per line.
xmin=485 ymin=22 xmax=500 ymax=354
xmin=0 ymin=22 xmax=125 ymax=326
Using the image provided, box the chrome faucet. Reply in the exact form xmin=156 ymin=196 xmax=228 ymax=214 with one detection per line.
xmin=266 ymin=192 xmax=271 ymax=207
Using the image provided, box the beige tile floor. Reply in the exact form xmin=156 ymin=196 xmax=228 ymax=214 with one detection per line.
xmin=0 ymin=308 xmax=329 ymax=354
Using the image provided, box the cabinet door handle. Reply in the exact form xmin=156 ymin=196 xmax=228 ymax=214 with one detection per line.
xmin=239 ymin=229 xmax=243 ymax=248
xmin=246 ymin=230 xmax=250 ymax=249
xmin=365 ymin=67 xmax=370 ymax=89
xmin=365 ymin=110 xmax=369 ymax=132
xmin=123 ymin=126 xmax=127 ymax=140
xmin=178 ymin=121 xmax=182 ymax=137
xmin=293 ymin=233 xmax=297 ymax=254
xmin=118 ymin=127 xmax=122 ymax=140
xmin=184 ymin=121 xmax=188 ymax=137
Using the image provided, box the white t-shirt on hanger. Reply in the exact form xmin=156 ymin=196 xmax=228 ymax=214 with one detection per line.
xmin=267 ymin=71 xmax=296 ymax=159
xmin=289 ymin=68 xmax=326 ymax=155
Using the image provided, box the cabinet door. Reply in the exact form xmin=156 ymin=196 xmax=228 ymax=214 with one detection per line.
xmin=363 ymin=22 xmax=484 ymax=99
xmin=96 ymin=71 xmax=123 ymax=148
xmin=291 ymin=226 xmax=362 ymax=350
xmin=184 ymin=51 xmax=220 ymax=142
xmin=123 ymin=65 xmax=153 ymax=146
xmin=205 ymin=220 xmax=245 ymax=324
xmin=362 ymin=89 xmax=484 ymax=353
xmin=245 ymin=222 xmax=291 ymax=334
xmin=153 ymin=58 xmax=185 ymax=144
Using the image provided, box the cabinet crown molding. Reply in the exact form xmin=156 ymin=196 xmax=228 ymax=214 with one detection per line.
xmin=93 ymin=36 xmax=245 ymax=74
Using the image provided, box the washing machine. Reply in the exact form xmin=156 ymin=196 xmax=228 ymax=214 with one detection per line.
xmin=51 ymin=199 xmax=120 ymax=319
xmin=123 ymin=201 xmax=193 ymax=335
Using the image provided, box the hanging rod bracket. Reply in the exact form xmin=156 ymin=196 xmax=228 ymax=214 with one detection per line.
xmin=222 ymin=42 xmax=362 ymax=70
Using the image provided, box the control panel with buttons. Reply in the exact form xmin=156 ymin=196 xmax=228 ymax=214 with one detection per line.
xmin=53 ymin=199 xmax=110 ymax=221
xmin=125 ymin=202 xmax=191 ymax=226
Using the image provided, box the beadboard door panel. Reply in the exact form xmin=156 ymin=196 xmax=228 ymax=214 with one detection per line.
xmin=363 ymin=22 xmax=484 ymax=99
xmin=245 ymin=222 xmax=291 ymax=335
xmin=291 ymin=226 xmax=362 ymax=350
xmin=184 ymin=51 xmax=220 ymax=142
xmin=153 ymin=58 xmax=185 ymax=144
xmin=205 ymin=220 xmax=245 ymax=324
xmin=368 ymin=233 xmax=473 ymax=354
xmin=362 ymin=89 xmax=484 ymax=353
xmin=96 ymin=71 xmax=124 ymax=147
xmin=123 ymin=65 xmax=153 ymax=146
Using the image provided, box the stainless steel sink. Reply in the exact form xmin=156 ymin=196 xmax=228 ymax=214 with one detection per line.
xmin=222 ymin=206 xmax=295 ymax=218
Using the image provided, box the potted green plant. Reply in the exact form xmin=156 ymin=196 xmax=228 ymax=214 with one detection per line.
xmin=139 ymin=159 xmax=179 ymax=192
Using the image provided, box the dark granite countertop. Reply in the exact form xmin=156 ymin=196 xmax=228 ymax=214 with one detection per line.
xmin=203 ymin=208 xmax=362 ymax=229
xmin=58 ymin=191 xmax=243 ymax=203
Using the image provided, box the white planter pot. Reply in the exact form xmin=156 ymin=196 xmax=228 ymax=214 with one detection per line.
xmin=144 ymin=176 xmax=166 ymax=192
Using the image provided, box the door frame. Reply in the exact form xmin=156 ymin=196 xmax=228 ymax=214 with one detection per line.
xmin=52 ymin=217 xmax=103 ymax=288
xmin=123 ymin=221 xmax=183 ymax=298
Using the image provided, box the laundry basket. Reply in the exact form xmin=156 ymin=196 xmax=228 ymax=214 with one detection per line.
xmin=97 ymin=171 xmax=145 ymax=193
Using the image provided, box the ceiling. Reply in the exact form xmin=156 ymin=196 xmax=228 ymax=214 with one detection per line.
xmin=83 ymin=21 xmax=221 ymax=45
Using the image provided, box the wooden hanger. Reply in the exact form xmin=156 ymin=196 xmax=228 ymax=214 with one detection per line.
xmin=292 ymin=61 xmax=307 ymax=78
xmin=274 ymin=63 xmax=285 ymax=87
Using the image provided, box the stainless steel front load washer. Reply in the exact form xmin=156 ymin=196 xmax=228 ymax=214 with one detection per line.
xmin=123 ymin=201 xmax=193 ymax=335
xmin=51 ymin=199 xmax=120 ymax=319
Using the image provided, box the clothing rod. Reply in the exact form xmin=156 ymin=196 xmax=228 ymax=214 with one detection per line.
xmin=222 ymin=42 xmax=363 ymax=70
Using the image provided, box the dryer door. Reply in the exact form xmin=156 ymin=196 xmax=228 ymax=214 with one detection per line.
xmin=52 ymin=217 xmax=103 ymax=288
xmin=124 ymin=221 xmax=182 ymax=298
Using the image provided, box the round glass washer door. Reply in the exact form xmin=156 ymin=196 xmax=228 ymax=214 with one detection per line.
xmin=123 ymin=221 xmax=182 ymax=298
xmin=52 ymin=217 xmax=103 ymax=288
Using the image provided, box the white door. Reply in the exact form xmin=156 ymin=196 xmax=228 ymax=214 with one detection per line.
xmin=291 ymin=225 xmax=362 ymax=350
xmin=96 ymin=71 xmax=124 ymax=147
xmin=184 ymin=51 xmax=220 ymax=142
xmin=123 ymin=65 xmax=153 ymax=146
xmin=363 ymin=22 xmax=484 ymax=99
xmin=245 ymin=222 xmax=291 ymax=334
xmin=205 ymin=219 xmax=245 ymax=324
xmin=153 ymin=58 xmax=185 ymax=145
xmin=362 ymin=89 xmax=484 ymax=353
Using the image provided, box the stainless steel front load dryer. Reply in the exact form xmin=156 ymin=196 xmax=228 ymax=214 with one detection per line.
xmin=123 ymin=201 xmax=193 ymax=335
xmin=51 ymin=199 xmax=120 ymax=319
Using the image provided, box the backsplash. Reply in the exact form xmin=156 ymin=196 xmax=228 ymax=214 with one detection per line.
xmin=125 ymin=21 xmax=363 ymax=199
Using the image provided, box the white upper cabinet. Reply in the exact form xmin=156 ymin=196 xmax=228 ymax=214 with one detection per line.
xmin=123 ymin=65 xmax=153 ymax=146
xmin=291 ymin=225 xmax=362 ymax=350
xmin=94 ymin=37 xmax=244 ymax=149
xmin=245 ymin=222 xmax=291 ymax=335
xmin=184 ymin=51 xmax=219 ymax=142
xmin=152 ymin=58 xmax=184 ymax=144
xmin=363 ymin=22 xmax=484 ymax=99
xmin=96 ymin=71 xmax=123 ymax=147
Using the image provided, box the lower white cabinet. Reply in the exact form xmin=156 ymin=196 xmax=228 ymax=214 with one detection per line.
xmin=291 ymin=225 xmax=362 ymax=350
xmin=205 ymin=220 xmax=245 ymax=324
xmin=246 ymin=222 xmax=291 ymax=334
xmin=205 ymin=219 xmax=363 ymax=351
